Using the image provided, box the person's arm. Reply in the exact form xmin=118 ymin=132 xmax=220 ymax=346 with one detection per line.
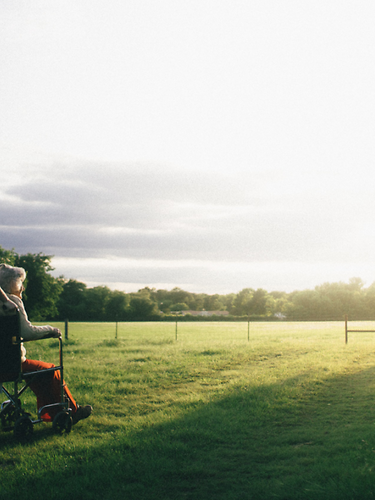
xmin=0 ymin=287 xmax=17 ymax=313
xmin=9 ymin=295 xmax=61 ymax=340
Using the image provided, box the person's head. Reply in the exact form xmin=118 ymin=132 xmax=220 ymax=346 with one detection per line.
xmin=0 ymin=264 xmax=26 ymax=297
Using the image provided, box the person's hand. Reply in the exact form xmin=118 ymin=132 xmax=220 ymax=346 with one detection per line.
xmin=53 ymin=328 xmax=62 ymax=338
xmin=2 ymin=299 xmax=17 ymax=314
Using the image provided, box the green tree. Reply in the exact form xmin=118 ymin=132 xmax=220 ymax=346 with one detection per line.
xmin=15 ymin=252 xmax=63 ymax=321
xmin=232 ymin=288 xmax=254 ymax=316
xmin=185 ymin=293 xmax=204 ymax=311
xmin=106 ymin=290 xmax=130 ymax=321
xmin=0 ymin=246 xmax=17 ymax=265
xmin=170 ymin=287 xmax=190 ymax=305
xmin=314 ymin=280 xmax=366 ymax=319
xmin=222 ymin=293 xmax=235 ymax=314
xmin=203 ymin=294 xmax=225 ymax=311
xmin=248 ymin=289 xmax=269 ymax=316
xmin=284 ymin=289 xmax=321 ymax=320
xmin=170 ymin=302 xmax=189 ymax=312
xmin=364 ymin=283 xmax=375 ymax=319
xmin=158 ymin=299 xmax=173 ymax=314
xmin=57 ymin=279 xmax=87 ymax=321
xmin=267 ymin=291 xmax=289 ymax=316
xmin=348 ymin=277 xmax=365 ymax=292
xmin=129 ymin=296 xmax=160 ymax=320
xmin=84 ymin=286 xmax=112 ymax=321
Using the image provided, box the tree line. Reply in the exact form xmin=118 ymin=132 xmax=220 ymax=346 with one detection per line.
xmin=2 ymin=247 xmax=375 ymax=322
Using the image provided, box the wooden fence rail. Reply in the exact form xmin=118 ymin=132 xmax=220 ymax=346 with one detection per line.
xmin=344 ymin=315 xmax=375 ymax=344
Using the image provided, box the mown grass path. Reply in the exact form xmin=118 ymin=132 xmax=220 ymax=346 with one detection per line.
xmin=1 ymin=321 xmax=375 ymax=499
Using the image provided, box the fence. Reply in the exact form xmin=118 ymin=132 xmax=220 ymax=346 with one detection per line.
xmin=344 ymin=315 xmax=375 ymax=344
xmin=62 ymin=317 xmax=375 ymax=344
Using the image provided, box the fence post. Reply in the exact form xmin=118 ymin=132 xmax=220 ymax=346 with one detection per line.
xmin=175 ymin=315 xmax=178 ymax=341
xmin=345 ymin=314 xmax=348 ymax=344
xmin=248 ymin=317 xmax=250 ymax=342
xmin=65 ymin=319 xmax=69 ymax=340
xmin=115 ymin=320 xmax=118 ymax=340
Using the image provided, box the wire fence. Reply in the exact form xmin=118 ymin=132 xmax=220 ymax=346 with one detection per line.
xmin=50 ymin=317 xmax=375 ymax=346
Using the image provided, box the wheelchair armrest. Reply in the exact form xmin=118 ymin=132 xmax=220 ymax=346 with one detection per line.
xmin=22 ymin=332 xmax=61 ymax=342
xmin=41 ymin=332 xmax=60 ymax=340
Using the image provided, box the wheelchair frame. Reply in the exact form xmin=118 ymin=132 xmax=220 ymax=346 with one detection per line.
xmin=0 ymin=309 xmax=72 ymax=439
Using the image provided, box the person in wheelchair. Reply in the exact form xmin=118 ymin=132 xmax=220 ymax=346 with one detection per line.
xmin=0 ymin=264 xmax=92 ymax=425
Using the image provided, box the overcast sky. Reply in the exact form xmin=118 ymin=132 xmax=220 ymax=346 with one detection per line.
xmin=1 ymin=0 xmax=375 ymax=294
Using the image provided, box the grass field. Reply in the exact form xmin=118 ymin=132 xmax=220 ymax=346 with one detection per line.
xmin=2 ymin=320 xmax=375 ymax=499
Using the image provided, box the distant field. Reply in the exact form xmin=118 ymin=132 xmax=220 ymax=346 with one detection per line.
xmin=2 ymin=321 xmax=375 ymax=499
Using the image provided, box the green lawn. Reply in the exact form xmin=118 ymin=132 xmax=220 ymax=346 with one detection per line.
xmin=1 ymin=321 xmax=375 ymax=499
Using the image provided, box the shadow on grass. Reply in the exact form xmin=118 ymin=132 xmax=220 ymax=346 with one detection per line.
xmin=2 ymin=366 xmax=375 ymax=500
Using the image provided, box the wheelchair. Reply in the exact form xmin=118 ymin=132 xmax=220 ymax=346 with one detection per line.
xmin=0 ymin=309 xmax=72 ymax=439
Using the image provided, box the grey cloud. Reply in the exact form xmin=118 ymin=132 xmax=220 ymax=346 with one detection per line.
xmin=1 ymin=159 xmax=369 ymax=266
xmin=0 ymin=209 xmax=348 ymax=264
xmin=3 ymin=161 xmax=263 ymax=230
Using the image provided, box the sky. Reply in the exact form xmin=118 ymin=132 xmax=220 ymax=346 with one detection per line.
xmin=1 ymin=0 xmax=375 ymax=294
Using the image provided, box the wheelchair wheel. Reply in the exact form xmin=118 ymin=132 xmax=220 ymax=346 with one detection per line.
xmin=53 ymin=411 xmax=72 ymax=435
xmin=1 ymin=402 xmax=16 ymax=430
xmin=14 ymin=416 xmax=33 ymax=440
